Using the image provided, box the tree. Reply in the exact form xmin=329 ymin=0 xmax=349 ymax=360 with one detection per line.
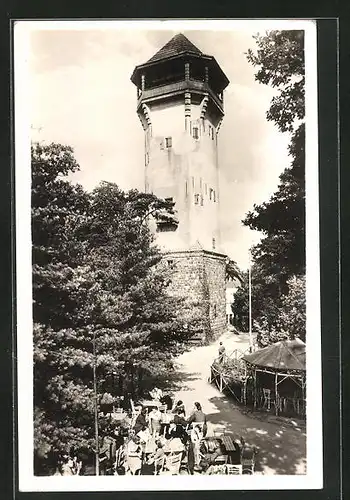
xmin=237 ymin=31 xmax=306 ymax=344
xmin=32 ymin=142 xmax=198 ymax=473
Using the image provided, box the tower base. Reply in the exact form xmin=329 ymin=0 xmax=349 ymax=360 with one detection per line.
xmin=163 ymin=248 xmax=227 ymax=342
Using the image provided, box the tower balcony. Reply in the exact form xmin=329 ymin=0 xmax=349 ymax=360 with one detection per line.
xmin=137 ymin=79 xmax=224 ymax=114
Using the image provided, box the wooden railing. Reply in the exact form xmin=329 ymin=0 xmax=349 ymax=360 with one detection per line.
xmin=138 ymin=80 xmax=223 ymax=111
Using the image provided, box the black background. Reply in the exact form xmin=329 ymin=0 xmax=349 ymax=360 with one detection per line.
xmin=0 ymin=3 xmax=344 ymax=500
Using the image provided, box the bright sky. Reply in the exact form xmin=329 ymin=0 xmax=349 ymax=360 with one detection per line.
xmin=28 ymin=23 xmax=292 ymax=269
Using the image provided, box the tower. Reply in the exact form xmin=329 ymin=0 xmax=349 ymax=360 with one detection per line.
xmin=131 ymin=33 xmax=230 ymax=339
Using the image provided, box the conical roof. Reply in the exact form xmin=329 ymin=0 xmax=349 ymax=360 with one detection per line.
xmin=243 ymin=338 xmax=306 ymax=372
xmin=146 ymin=33 xmax=203 ymax=64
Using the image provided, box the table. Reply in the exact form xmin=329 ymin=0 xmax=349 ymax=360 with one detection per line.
xmin=110 ymin=412 xmax=127 ymax=422
xmin=139 ymin=400 xmax=162 ymax=409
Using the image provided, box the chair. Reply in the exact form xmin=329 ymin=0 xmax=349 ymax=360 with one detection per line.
xmin=241 ymin=445 xmax=257 ymax=475
xmin=214 ymin=454 xmax=228 ymax=465
xmin=166 ymin=451 xmax=182 ymax=475
xmin=262 ymin=388 xmax=271 ymax=410
xmin=226 ymin=464 xmax=242 ymax=475
xmin=154 ymin=455 xmax=166 ymax=475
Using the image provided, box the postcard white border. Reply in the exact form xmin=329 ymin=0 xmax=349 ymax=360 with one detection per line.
xmin=15 ymin=18 xmax=322 ymax=491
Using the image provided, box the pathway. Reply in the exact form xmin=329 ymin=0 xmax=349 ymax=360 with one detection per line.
xmin=169 ymin=330 xmax=307 ymax=475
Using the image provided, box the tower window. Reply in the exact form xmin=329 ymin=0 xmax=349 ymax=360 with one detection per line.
xmin=213 ymin=191 xmax=216 ymax=202
xmin=167 ymin=259 xmax=175 ymax=269
xmin=192 ymin=127 xmax=199 ymax=140
xmin=209 ymin=188 xmax=213 ymax=200
xmin=211 ymin=128 xmax=215 ymax=140
xmin=194 ymin=194 xmax=200 ymax=205
xmin=212 ymin=237 xmax=216 ymax=249
xmin=200 ymin=194 xmax=204 ymax=206
xmin=165 ymin=137 xmax=172 ymax=148
xmin=208 ymin=125 xmax=212 ymax=136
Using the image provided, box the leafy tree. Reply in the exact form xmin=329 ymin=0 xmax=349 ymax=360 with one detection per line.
xmin=256 ymin=275 xmax=306 ymax=347
xmin=246 ymin=30 xmax=304 ymax=133
xmin=32 ymin=142 xmax=198 ymax=473
xmin=236 ymin=30 xmax=306 ymax=344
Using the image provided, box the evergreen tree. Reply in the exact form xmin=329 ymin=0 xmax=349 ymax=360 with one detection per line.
xmin=32 ymin=142 xmax=198 ymax=473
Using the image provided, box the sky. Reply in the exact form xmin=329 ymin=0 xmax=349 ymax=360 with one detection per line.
xmin=28 ymin=23 xmax=293 ymax=269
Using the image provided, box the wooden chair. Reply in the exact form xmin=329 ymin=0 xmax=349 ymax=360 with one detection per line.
xmin=226 ymin=464 xmax=242 ymax=475
xmin=214 ymin=454 xmax=228 ymax=465
xmin=154 ymin=455 xmax=166 ymax=475
xmin=165 ymin=451 xmax=182 ymax=475
xmin=262 ymin=388 xmax=271 ymax=410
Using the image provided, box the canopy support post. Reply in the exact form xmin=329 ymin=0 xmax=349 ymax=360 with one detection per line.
xmin=275 ymin=372 xmax=278 ymax=416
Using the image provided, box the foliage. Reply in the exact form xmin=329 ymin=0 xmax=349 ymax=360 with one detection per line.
xmin=32 ymin=142 xmax=198 ymax=471
xmin=246 ymin=30 xmax=304 ymax=133
xmin=238 ymin=30 xmax=306 ymax=345
xmin=225 ymin=257 xmax=243 ymax=283
xmin=255 ymin=275 xmax=306 ymax=347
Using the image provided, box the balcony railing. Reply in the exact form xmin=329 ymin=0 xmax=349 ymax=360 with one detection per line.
xmin=137 ymin=80 xmax=223 ymax=112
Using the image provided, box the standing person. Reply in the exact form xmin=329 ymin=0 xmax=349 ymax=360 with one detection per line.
xmin=218 ymin=342 xmax=226 ymax=364
xmin=172 ymin=400 xmax=186 ymax=417
xmin=148 ymin=406 xmax=162 ymax=436
xmin=187 ymin=401 xmax=208 ymax=438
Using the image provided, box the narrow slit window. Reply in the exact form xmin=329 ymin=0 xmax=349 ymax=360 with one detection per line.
xmin=165 ymin=137 xmax=172 ymax=148
xmin=185 ymin=180 xmax=188 ymax=197
xmin=192 ymin=127 xmax=199 ymax=140
xmin=194 ymin=194 xmax=199 ymax=205
xmin=212 ymin=237 xmax=216 ymax=250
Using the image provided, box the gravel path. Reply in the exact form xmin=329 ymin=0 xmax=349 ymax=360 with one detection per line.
xmin=171 ymin=330 xmax=307 ymax=475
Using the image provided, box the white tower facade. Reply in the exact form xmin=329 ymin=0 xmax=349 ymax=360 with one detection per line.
xmin=131 ymin=34 xmax=229 ymax=339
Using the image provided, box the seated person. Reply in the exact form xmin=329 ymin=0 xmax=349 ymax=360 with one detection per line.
xmin=200 ymin=438 xmax=227 ymax=467
xmin=125 ymin=436 xmax=142 ymax=475
xmin=133 ymin=408 xmax=148 ymax=434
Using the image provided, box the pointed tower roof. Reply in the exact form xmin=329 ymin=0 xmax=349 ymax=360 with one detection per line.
xmin=146 ymin=33 xmax=203 ymax=64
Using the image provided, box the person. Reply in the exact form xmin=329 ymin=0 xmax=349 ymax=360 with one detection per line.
xmin=187 ymin=402 xmax=207 ymax=427
xmin=147 ymin=440 xmax=165 ymax=464
xmin=218 ymin=342 xmax=225 ymax=363
xmin=172 ymin=400 xmax=186 ymax=417
xmin=149 ymin=387 xmax=163 ymax=401
xmin=190 ymin=424 xmax=204 ymax=469
xmin=133 ymin=407 xmax=148 ymax=434
xmin=60 ymin=455 xmax=75 ymax=476
xmin=199 ymin=438 xmax=227 ymax=472
xmin=148 ymin=406 xmax=162 ymax=436
xmin=160 ymin=393 xmax=173 ymax=410
xmin=125 ymin=436 xmax=142 ymax=475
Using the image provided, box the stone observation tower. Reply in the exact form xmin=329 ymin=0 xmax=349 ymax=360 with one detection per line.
xmin=131 ymin=33 xmax=229 ymax=339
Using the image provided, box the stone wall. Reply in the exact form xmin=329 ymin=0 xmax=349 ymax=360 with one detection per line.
xmin=163 ymin=249 xmax=226 ymax=342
